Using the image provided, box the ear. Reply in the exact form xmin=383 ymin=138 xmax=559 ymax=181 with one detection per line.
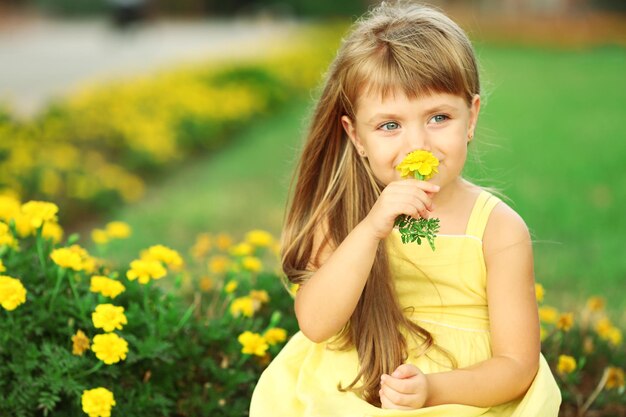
xmin=467 ymin=94 xmax=481 ymax=143
xmin=341 ymin=115 xmax=366 ymax=156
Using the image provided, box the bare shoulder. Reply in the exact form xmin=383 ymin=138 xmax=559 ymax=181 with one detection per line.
xmin=483 ymin=199 xmax=532 ymax=258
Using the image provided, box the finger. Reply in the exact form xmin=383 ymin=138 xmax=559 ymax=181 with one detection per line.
xmin=379 ymin=385 xmax=414 ymax=409
xmin=379 ymin=387 xmax=413 ymax=410
xmin=381 ymin=373 xmax=420 ymax=395
xmin=392 ymin=364 xmax=421 ymax=379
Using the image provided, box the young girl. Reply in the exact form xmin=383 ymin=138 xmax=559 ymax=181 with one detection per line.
xmin=251 ymin=2 xmax=561 ymax=415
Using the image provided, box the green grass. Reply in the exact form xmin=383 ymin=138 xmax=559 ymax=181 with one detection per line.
xmin=93 ymin=44 xmax=626 ymax=320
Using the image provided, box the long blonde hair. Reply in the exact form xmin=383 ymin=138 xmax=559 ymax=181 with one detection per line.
xmin=281 ymin=1 xmax=480 ymax=406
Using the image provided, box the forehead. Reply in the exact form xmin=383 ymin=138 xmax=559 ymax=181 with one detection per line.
xmin=354 ymin=88 xmax=468 ymax=116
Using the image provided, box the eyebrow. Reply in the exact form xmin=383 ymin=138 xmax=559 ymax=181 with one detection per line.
xmin=365 ymin=104 xmax=459 ymax=124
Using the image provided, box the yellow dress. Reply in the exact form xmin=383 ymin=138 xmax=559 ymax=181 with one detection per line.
xmin=250 ymin=191 xmax=561 ymax=417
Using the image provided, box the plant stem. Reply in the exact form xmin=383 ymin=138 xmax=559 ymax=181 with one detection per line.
xmin=49 ymin=267 xmax=66 ymax=310
xmin=579 ymin=367 xmax=610 ymax=417
xmin=36 ymin=227 xmax=47 ymax=271
xmin=68 ymin=274 xmax=86 ymax=322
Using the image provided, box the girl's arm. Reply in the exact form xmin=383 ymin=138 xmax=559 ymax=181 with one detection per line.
xmin=380 ymin=202 xmax=540 ymax=408
xmin=295 ymin=180 xmax=439 ymax=343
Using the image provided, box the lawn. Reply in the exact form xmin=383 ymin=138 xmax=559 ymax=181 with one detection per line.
xmin=95 ymin=44 xmax=626 ymax=319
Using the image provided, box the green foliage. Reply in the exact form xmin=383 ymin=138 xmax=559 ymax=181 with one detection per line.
xmin=0 ymin=204 xmax=297 ymax=416
xmin=394 ymin=215 xmax=440 ymax=251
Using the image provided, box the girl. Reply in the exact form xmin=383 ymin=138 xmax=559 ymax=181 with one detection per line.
xmin=251 ymin=2 xmax=561 ymax=416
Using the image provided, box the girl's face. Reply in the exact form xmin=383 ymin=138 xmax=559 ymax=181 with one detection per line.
xmin=341 ymin=90 xmax=480 ymax=189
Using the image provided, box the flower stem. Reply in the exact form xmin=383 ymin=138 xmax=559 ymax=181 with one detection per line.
xmin=68 ymin=274 xmax=86 ymax=322
xmin=78 ymin=361 xmax=104 ymax=378
xmin=36 ymin=227 xmax=47 ymax=271
xmin=49 ymin=267 xmax=66 ymax=310
xmin=579 ymin=367 xmax=610 ymax=417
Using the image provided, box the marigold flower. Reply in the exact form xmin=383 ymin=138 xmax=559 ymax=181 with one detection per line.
xmin=21 ymin=201 xmax=58 ymax=229
xmin=289 ymin=283 xmax=299 ymax=297
xmin=595 ymin=317 xmax=614 ymax=338
xmin=534 ymin=283 xmax=544 ymax=303
xmin=105 ymin=221 xmax=131 ymax=239
xmin=215 ymin=233 xmax=233 ymax=251
xmin=126 ymin=258 xmax=167 ymax=284
xmin=238 ymin=331 xmax=269 ymax=356
xmin=92 ymin=304 xmax=128 ymax=332
xmin=51 ymin=247 xmax=83 ymax=271
xmin=586 ymin=296 xmax=605 ymax=312
xmin=42 ymin=221 xmax=63 ymax=243
xmin=191 ymin=233 xmax=212 ymax=259
xmin=245 ymin=230 xmax=274 ymax=247
xmin=81 ymin=387 xmax=116 ymax=417
xmin=250 ymin=290 xmax=269 ymax=303
xmin=556 ymin=313 xmax=574 ymax=332
xmin=230 ymin=296 xmax=255 ymax=317
xmin=230 ymin=242 xmax=253 ymax=257
xmin=264 ymin=328 xmax=287 ymax=345
xmin=224 ymin=280 xmax=238 ymax=294
xmin=90 ymin=276 xmax=125 ymax=299
xmin=557 ymin=355 xmax=577 ymax=375
xmin=539 ymin=326 xmax=548 ymax=342
xmin=242 ymin=256 xmax=262 ymax=273
xmin=199 ymin=276 xmax=213 ymax=292
xmin=0 ymin=194 xmax=21 ymax=222
xmin=91 ymin=229 xmax=109 ymax=245
xmin=91 ymin=333 xmax=128 ymax=365
xmin=0 ymin=275 xmax=27 ymax=311
xmin=395 ymin=150 xmax=439 ymax=180
xmin=539 ymin=306 xmax=559 ymax=324
xmin=605 ymin=367 xmax=625 ymax=390
xmin=0 ymin=222 xmax=18 ymax=249
xmin=607 ymin=327 xmax=622 ymax=347
xmin=72 ymin=330 xmax=90 ymax=356
xmin=208 ymin=255 xmax=230 ymax=274
xmin=141 ymin=244 xmax=183 ymax=269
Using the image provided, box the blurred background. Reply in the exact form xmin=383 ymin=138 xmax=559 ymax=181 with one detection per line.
xmin=0 ymin=0 xmax=625 ymax=318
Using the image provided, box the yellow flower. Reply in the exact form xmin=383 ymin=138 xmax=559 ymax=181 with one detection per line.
xmin=20 ymin=201 xmax=58 ymax=228
xmin=51 ymin=247 xmax=83 ymax=271
xmin=0 ymin=275 xmax=27 ymax=311
xmin=90 ymin=276 xmax=125 ymax=299
xmin=91 ymin=333 xmax=128 ymax=365
xmin=0 ymin=194 xmax=21 ymax=222
xmin=0 ymin=222 xmax=18 ymax=249
xmin=91 ymin=229 xmax=109 ymax=245
xmin=242 ymin=256 xmax=262 ymax=273
xmin=556 ymin=313 xmax=574 ymax=332
xmin=141 ymin=244 xmax=184 ymax=269
xmin=72 ymin=330 xmax=90 ymax=356
xmin=238 ymin=331 xmax=269 ymax=356
xmin=264 ymin=328 xmax=287 ymax=345
xmin=42 ymin=221 xmax=63 ymax=243
xmin=50 ymin=245 xmax=95 ymax=272
xmin=230 ymin=242 xmax=253 ymax=257
xmin=0 ymin=259 xmax=5 ymax=273
xmin=534 ymin=283 xmax=544 ymax=303
xmin=595 ymin=317 xmax=614 ymax=338
xmin=191 ymin=233 xmax=212 ymax=259
xmin=224 ymin=280 xmax=238 ymax=294
xmin=539 ymin=326 xmax=548 ymax=342
xmin=126 ymin=258 xmax=167 ymax=284
xmin=538 ymin=306 xmax=559 ymax=324
xmin=215 ymin=233 xmax=233 ymax=251
xmin=289 ymin=283 xmax=299 ymax=297
xmin=395 ymin=150 xmax=439 ymax=180
xmin=586 ymin=296 xmax=605 ymax=312
xmin=557 ymin=355 xmax=577 ymax=375
xmin=199 ymin=276 xmax=213 ymax=292
xmin=245 ymin=229 xmax=274 ymax=247
xmin=230 ymin=296 xmax=255 ymax=317
xmin=208 ymin=255 xmax=230 ymax=274
xmin=605 ymin=367 xmax=625 ymax=390
xmin=81 ymin=387 xmax=116 ymax=417
xmin=105 ymin=221 xmax=131 ymax=239
xmin=92 ymin=304 xmax=128 ymax=332
xmin=607 ymin=327 xmax=622 ymax=347
xmin=250 ymin=290 xmax=269 ymax=303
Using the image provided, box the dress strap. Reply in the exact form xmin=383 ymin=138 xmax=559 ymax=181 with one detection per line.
xmin=465 ymin=190 xmax=502 ymax=240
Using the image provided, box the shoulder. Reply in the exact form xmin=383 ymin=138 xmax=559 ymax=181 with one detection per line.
xmin=483 ymin=198 xmax=532 ymax=259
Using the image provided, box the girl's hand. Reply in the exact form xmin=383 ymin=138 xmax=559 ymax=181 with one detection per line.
xmin=379 ymin=364 xmax=429 ymax=410
xmin=362 ymin=179 xmax=440 ymax=240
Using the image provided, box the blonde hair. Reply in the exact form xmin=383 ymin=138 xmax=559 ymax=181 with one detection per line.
xmin=281 ymin=1 xmax=480 ymax=406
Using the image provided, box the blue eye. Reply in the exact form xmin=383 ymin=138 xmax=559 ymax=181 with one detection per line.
xmin=430 ymin=114 xmax=449 ymax=124
xmin=380 ymin=121 xmax=400 ymax=131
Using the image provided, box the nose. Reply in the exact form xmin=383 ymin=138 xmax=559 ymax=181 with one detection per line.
xmin=405 ymin=126 xmax=431 ymax=152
